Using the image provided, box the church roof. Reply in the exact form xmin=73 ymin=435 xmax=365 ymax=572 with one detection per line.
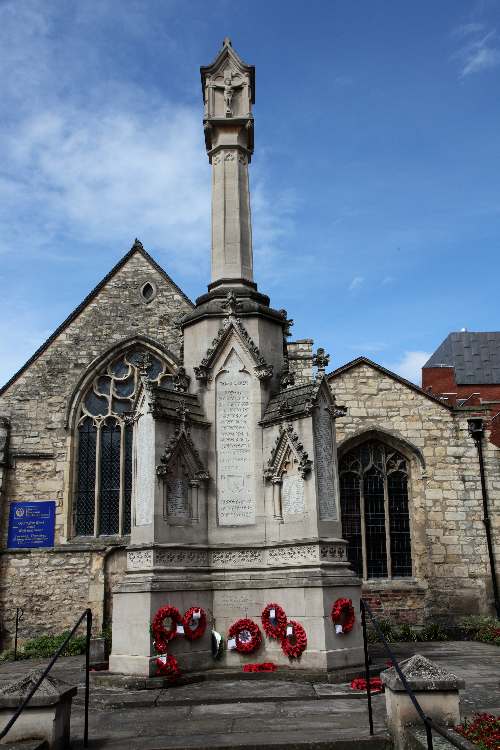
xmin=260 ymin=379 xmax=331 ymax=426
xmin=423 ymin=331 xmax=500 ymax=385
xmin=0 ymin=240 xmax=193 ymax=396
xmin=328 ymin=356 xmax=453 ymax=411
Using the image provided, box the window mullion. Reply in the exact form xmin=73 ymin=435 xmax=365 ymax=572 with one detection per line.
xmin=119 ymin=421 xmax=125 ymax=535
xmin=383 ymin=471 xmax=392 ymax=580
xmin=94 ymin=422 xmax=102 ymax=536
xmin=360 ymin=476 xmax=368 ymax=580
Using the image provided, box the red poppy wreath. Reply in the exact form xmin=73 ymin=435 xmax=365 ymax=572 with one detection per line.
xmin=183 ymin=606 xmax=207 ymax=642
xmin=228 ymin=618 xmax=262 ymax=654
xmin=261 ymin=603 xmax=287 ymax=640
xmin=152 ymin=604 xmax=183 ymax=645
xmin=281 ymin=620 xmax=307 ymax=659
xmin=331 ymin=598 xmax=355 ymax=635
xmin=156 ymin=653 xmax=181 ymax=679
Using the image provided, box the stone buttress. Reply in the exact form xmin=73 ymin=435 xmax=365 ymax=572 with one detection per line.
xmin=109 ymin=39 xmax=363 ymax=676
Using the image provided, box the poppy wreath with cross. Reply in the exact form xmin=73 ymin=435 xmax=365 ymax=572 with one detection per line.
xmin=228 ymin=618 xmax=262 ymax=654
xmin=182 ymin=606 xmax=207 ymax=642
xmin=280 ymin=620 xmax=307 ymax=659
xmin=261 ymin=603 xmax=287 ymax=640
xmin=151 ymin=605 xmax=183 ymax=647
xmin=331 ymin=598 xmax=355 ymax=634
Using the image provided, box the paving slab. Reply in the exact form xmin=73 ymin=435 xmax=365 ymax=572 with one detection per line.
xmin=1 ymin=642 xmax=499 ymax=748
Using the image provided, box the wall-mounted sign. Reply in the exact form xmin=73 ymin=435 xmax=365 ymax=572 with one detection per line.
xmin=7 ymin=501 xmax=56 ymax=549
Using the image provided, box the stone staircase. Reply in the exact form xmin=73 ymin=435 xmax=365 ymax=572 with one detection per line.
xmin=69 ymin=677 xmax=391 ymax=749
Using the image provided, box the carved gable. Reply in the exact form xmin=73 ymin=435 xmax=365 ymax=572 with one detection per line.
xmin=264 ymin=423 xmax=312 ymax=481
xmin=194 ymin=293 xmax=273 ymax=383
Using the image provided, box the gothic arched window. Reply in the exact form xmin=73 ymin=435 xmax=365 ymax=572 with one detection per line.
xmin=339 ymin=441 xmax=412 ymax=579
xmin=74 ymin=347 xmax=170 ymax=537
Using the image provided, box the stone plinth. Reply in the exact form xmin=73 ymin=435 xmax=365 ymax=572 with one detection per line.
xmin=0 ymin=671 xmax=77 ymax=749
xmin=381 ymin=654 xmax=465 ymax=750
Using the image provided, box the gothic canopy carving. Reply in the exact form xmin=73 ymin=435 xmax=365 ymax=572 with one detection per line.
xmin=193 ymin=292 xmax=273 ymax=384
xmin=156 ymin=411 xmax=209 ymax=483
xmin=264 ymin=423 xmax=312 ymax=482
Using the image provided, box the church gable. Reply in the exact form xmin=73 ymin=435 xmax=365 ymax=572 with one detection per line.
xmin=329 ymin=357 xmax=453 ymax=416
xmin=0 ymin=241 xmax=192 ymax=402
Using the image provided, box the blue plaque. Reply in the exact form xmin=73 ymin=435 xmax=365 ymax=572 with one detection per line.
xmin=7 ymin=501 xmax=56 ymax=549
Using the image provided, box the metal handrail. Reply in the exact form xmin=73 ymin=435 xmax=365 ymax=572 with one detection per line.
xmin=360 ymin=599 xmax=475 ymax=750
xmin=0 ymin=608 xmax=92 ymax=747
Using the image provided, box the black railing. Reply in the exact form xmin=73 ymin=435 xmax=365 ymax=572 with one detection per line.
xmin=360 ymin=599 xmax=475 ymax=750
xmin=0 ymin=608 xmax=92 ymax=747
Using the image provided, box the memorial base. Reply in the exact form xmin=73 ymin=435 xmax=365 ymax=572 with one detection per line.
xmin=109 ymin=543 xmax=364 ymax=677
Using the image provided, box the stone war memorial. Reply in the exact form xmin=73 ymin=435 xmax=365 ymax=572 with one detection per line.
xmin=109 ymin=38 xmax=363 ymax=677
xmin=0 ymin=36 xmax=499 ymax=686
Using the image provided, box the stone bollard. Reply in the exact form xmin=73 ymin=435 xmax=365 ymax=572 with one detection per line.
xmin=380 ymin=654 xmax=465 ymax=750
xmin=0 ymin=670 xmax=77 ymax=749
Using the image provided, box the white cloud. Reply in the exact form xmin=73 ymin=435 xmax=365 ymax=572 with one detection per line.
xmin=451 ymin=23 xmax=485 ymax=38
xmin=386 ymin=351 xmax=431 ymax=386
xmin=451 ymin=26 xmax=500 ymax=77
xmin=348 ymin=276 xmax=364 ymax=291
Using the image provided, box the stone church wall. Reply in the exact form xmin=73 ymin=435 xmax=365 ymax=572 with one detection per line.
xmin=0 ymin=250 xmax=192 ymax=647
xmin=330 ymin=362 xmax=500 ymax=625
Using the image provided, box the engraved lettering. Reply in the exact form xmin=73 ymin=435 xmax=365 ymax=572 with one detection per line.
xmin=282 ymin=474 xmax=305 ymax=515
xmin=314 ymin=396 xmax=338 ymax=520
xmin=166 ymin=478 xmax=190 ymax=519
xmin=216 ymin=350 xmax=255 ymax=525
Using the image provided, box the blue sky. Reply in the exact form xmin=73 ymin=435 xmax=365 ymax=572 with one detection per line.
xmin=1 ymin=0 xmax=499 ymax=387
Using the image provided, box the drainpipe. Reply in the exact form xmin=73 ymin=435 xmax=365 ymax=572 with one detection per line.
xmin=467 ymin=417 xmax=500 ymax=619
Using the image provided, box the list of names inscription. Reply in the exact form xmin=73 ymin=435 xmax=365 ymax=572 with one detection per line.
xmin=216 ymin=351 xmax=255 ymax=525
xmin=313 ymin=398 xmax=338 ymax=520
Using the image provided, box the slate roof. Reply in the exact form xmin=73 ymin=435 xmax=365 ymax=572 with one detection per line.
xmin=151 ymin=386 xmax=208 ymax=426
xmin=260 ymin=381 xmax=322 ymax=426
xmin=423 ymin=332 xmax=500 ymax=385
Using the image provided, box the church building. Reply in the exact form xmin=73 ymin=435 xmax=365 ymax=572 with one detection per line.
xmin=0 ymin=39 xmax=498 ymax=653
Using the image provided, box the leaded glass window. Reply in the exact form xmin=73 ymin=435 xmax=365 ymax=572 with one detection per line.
xmin=74 ymin=347 xmax=170 ymax=537
xmin=339 ymin=441 xmax=412 ymax=579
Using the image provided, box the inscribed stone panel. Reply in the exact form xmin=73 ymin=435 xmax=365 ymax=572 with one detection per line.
xmin=166 ymin=478 xmax=190 ymax=520
xmin=216 ymin=350 xmax=255 ymax=525
xmin=135 ymin=414 xmax=155 ymax=525
xmin=313 ymin=396 xmax=338 ymax=520
xmin=282 ymin=474 xmax=305 ymax=515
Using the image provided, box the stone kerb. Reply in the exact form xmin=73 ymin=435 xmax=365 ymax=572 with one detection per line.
xmin=380 ymin=654 xmax=465 ymax=750
xmin=0 ymin=670 xmax=77 ymax=749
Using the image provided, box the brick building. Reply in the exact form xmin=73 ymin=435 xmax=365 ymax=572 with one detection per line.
xmin=422 ymin=331 xmax=500 ymax=446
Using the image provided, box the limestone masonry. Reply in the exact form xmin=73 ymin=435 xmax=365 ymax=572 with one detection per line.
xmin=0 ymin=40 xmax=498 ymax=664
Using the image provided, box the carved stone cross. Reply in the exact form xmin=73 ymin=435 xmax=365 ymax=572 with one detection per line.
xmin=313 ymin=347 xmax=330 ymax=377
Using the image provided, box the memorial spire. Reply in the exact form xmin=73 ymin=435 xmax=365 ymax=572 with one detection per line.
xmin=200 ymin=40 xmax=255 ymax=289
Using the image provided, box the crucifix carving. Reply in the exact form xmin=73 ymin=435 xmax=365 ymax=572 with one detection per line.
xmin=212 ymin=68 xmax=244 ymax=117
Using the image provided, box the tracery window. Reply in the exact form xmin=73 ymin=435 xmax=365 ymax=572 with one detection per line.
xmin=339 ymin=441 xmax=412 ymax=579
xmin=74 ymin=347 xmax=170 ymax=537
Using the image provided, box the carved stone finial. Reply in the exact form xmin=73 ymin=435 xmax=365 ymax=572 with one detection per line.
xmin=280 ymin=361 xmax=295 ymax=391
xmin=173 ymin=366 xmax=190 ymax=393
xmin=312 ymin=347 xmax=330 ymax=377
xmin=222 ymin=37 xmax=232 ymax=47
xmin=221 ymin=291 xmax=241 ymax=316
xmin=132 ymin=238 xmax=144 ymax=251
xmin=136 ymin=351 xmax=153 ymax=378
xmin=279 ymin=310 xmax=294 ymax=337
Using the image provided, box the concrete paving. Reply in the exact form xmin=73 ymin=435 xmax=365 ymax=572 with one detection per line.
xmin=0 ymin=641 xmax=498 ymax=749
